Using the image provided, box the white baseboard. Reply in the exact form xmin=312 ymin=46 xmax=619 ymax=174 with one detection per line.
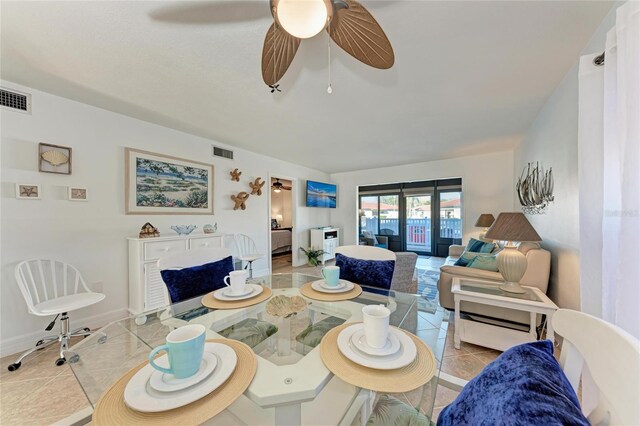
xmin=0 ymin=307 xmax=129 ymax=358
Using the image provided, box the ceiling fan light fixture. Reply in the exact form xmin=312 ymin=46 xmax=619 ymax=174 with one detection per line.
xmin=275 ymin=0 xmax=332 ymax=39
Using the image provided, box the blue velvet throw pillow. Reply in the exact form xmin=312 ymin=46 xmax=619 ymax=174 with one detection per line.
xmin=335 ymin=253 xmax=395 ymax=290
xmin=160 ymin=256 xmax=234 ymax=303
xmin=437 ymin=340 xmax=589 ymax=426
xmin=466 ymin=238 xmax=497 ymax=254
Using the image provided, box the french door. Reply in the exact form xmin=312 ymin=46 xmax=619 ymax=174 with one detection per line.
xmin=359 ymin=179 xmax=462 ymax=257
xmin=433 ymin=190 xmax=463 ymax=257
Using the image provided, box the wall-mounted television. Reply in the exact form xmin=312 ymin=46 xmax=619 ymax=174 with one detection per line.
xmin=306 ymin=180 xmax=337 ymax=208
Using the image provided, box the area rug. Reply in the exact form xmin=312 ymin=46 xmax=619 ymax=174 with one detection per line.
xmin=417 ymin=268 xmax=440 ymax=302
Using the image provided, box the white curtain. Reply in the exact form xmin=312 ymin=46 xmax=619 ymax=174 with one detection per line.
xmin=579 ymin=1 xmax=640 ymax=339
xmin=601 ymin=1 xmax=640 ymax=339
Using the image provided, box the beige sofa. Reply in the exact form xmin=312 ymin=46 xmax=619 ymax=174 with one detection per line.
xmin=437 ymin=242 xmax=551 ymax=325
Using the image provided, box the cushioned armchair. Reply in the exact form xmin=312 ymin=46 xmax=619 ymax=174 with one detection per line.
xmin=361 ymin=230 xmax=388 ymax=249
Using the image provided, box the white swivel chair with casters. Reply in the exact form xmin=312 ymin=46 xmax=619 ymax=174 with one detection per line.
xmin=9 ymin=259 xmax=106 ymax=371
xmin=233 ymin=234 xmax=264 ymax=278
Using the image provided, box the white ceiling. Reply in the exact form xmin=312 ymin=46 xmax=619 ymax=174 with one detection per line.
xmin=1 ymin=1 xmax=613 ymax=173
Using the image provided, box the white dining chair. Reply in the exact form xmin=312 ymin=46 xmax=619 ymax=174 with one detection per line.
xmin=233 ymin=234 xmax=264 ymax=278
xmin=335 ymin=245 xmax=396 ymax=261
xmin=10 ymin=259 xmax=106 ymax=371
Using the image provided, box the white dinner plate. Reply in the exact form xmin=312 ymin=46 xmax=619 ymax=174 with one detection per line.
xmin=311 ymin=279 xmax=354 ymax=293
xmin=337 ymin=324 xmax=417 ymax=370
xmin=221 ymin=287 xmax=254 ymax=298
xmin=124 ymin=342 xmax=237 ymax=412
xmin=350 ymin=327 xmax=401 ymax=357
xmin=213 ymin=284 xmax=264 ymax=301
xmin=148 ymin=351 xmax=217 ymax=393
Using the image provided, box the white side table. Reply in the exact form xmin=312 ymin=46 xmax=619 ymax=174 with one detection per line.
xmin=451 ymin=277 xmax=558 ymax=352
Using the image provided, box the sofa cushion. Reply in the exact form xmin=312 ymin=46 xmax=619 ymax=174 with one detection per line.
xmin=437 ymin=340 xmax=589 ymax=426
xmin=466 ymin=238 xmax=497 ymax=253
xmin=467 ymin=254 xmax=499 ymax=272
xmin=336 ymin=253 xmax=395 ymax=290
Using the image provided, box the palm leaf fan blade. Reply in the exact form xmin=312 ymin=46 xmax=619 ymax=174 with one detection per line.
xmin=328 ymin=0 xmax=394 ymax=69
xmin=262 ymin=22 xmax=301 ymax=86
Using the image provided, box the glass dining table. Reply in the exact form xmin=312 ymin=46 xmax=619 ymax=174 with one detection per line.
xmin=68 ymin=273 xmax=450 ymax=425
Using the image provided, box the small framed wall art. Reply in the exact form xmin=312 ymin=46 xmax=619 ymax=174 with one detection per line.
xmin=39 ymin=143 xmax=72 ymax=175
xmin=16 ymin=184 xmax=41 ymax=200
xmin=125 ymin=148 xmax=214 ymax=215
xmin=68 ymin=187 xmax=88 ymax=201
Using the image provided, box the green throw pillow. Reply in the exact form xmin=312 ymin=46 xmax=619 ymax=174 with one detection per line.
xmin=466 ymin=238 xmax=497 ymax=254
xmin=467 ymin=255 xmax=499 ymax=272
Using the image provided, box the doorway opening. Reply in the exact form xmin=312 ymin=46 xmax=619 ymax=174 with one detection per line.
xmin=358 ymin=178 xmax=462 ymax=257
xmin=270 ymin=177 xmax=294 ymax=273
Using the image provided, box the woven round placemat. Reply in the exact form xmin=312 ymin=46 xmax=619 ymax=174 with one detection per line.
xmin=93 ymin=339 xmax=256 ymax=425
xmin=201 ymin=286 xmax=272 ymax=310
xmin=299 ymin=281 xmax=363 ymax=301
xmin=319 ymin=323 xmax=436 ymax=393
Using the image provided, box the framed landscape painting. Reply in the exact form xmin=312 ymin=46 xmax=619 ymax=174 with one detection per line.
xmin=125 ymin=148 xmax=214 ymax=215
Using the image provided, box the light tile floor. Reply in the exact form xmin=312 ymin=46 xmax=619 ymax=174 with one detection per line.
xmin=0 ymin=256 xmax=500 ymax=425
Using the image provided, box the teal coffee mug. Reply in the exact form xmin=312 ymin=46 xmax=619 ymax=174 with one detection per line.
xmin=149 ymin=324 xmax=206 ymax=379
xmin=321 ymin=265 xmax=340 ymax=287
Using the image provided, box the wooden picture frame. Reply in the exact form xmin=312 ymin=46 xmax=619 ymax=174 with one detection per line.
xmin=16 ymin=184 xmax=41 ymax=199
xmin=125 ymin=148 xmax=214 ymax=215
xmin=68 ymin=187 xmax=88 ymax=201
xmin=39 ymin=143 xmax=72 ymax=175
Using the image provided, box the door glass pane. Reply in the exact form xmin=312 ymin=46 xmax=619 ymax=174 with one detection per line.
xmin=360 ymin=196 xmax=379 ymax=235
xmin=378 ymin=195 xmax=399 ymax=236
xmin=440 ymin=192 xmax=462 ymax=238
xmin=406 ymin=195 xmax=431 ymax=253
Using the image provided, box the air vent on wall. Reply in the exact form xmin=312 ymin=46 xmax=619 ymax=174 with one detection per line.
xmin=0 ymin=88 xmax=31 ymax=113
xmin=212 ymin=146 xmax=233 ymax=160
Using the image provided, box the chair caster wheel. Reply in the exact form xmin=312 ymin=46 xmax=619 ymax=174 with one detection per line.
xmin=36 ymin=340 xmax=46 ymax=349
xmin=68 ymin=354 xmax=80 ymax=364
xmin=8 ymin=362 xmax=21 ymax=372
xmin=97 ymin=335 xmax=107 ymax=344
xmin=55 ymin=358 xmax=66 ymax=366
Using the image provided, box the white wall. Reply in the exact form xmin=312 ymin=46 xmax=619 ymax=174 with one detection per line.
xmin=270 ymin=178 xmax=292 ymax=227
xmin=329 ymin=151 xmax=514 ymax=246
xmin=513 ymin=3 xmax=619 ymax=310
xmin=0 ymin=82 xmax=330 ymax=355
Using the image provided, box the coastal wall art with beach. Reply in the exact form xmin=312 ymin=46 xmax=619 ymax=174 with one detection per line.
xmin=125 ymin=148 xmax=214 ymax=215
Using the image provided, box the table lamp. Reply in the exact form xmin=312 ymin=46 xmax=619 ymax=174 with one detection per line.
xmin=276 ymin=214 xmax=283 ymax=227
xmin=484 ymin=212 xmax=541 ymax=294
xmin=474 ymin=214 xmax=495 ymax=239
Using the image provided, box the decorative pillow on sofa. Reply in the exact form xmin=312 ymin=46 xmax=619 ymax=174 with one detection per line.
xmin=160 ymin=256 xmax=234 ymax=303
xmin=437 ymin=340 xmax=589 ymax=426
xmin=453 ymin=252 xmax=480 ymax=267
xmin=335 ymin=253 xmax=395 ymax=290
xmin=466 ymin=238 xmax=497 ymax=254
xmin=467 ymin=254 xmax=499 ymax=272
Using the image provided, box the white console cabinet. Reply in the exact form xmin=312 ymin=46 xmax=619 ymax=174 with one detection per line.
xmin=310 ymin=228 xmax=340 ymax=264
xmin=128 ymin=234 xmax=225 ymax=316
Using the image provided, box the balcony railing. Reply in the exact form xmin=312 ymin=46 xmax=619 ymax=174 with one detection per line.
xmin=361 ymin=217 xmax=462 ymax=252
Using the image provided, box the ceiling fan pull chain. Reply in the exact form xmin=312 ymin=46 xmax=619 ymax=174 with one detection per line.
xmin=327 ymin=19 xmax=333 ymax=95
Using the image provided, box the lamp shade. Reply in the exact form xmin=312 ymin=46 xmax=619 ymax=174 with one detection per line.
xmin=474 ymin=214 xmax=495 ymax=228
xmin=275 ymin=0 xmax=332 ymax=39
xmin=484 ymin=212 xmax=541 ymax=242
